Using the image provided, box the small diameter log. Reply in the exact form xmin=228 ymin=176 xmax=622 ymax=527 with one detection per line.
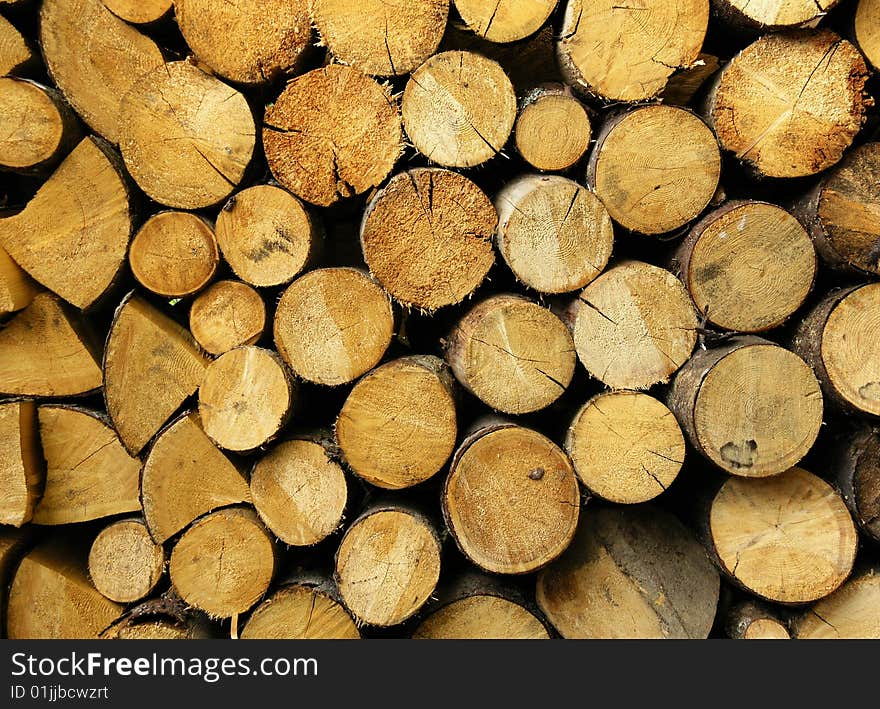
xmin=104 ymin=294 xmax=210 ymax=455
xmin=793 ymin=567 xmax=880 ymax=639
xmin=0 ymin=78 xmax=81 ymax=173
xmin=250 ymin=438 xmax=347 ymax=546
xmin=0 ymin=15 xmax=34 ymax=77
xmin=563 ymin=261 xmax=698 ymax=390
xmin=445 ymin=295 xmax=575 ymax=414
xmin=141 ymin=412 xmax=251 ymax=544
xmin=0 ymin=246 xmax=38 ymax=316
xmin=0 ymin=137 xmax=132 ymax=309
xmin=514 ymin=86 xmax=592 ymax=172
xmin=129 ymin=212 xmax=218 ymax=298
xmin=402 ymin=50 xmax=516 ymax=168
xmin=40 ymin=0 xmax=164 ymax=144
xmin=705 ymin=31 xmax=869 ymax=179
xmin=88 ymin=519 xmax=165 ymax=603
xmin=856 ymin=0 xmax=880 ymax=69
xmin=557 ymin=0 xmax=709 ymax=102
xmin=242 ymin=581 xmax=360 ymax=639
xmin=824 ymin=424 xmax=880 ymax=543
xmin=668 ymin=337 xmax=823 ymax=477
xmin=495 ymin=176 xmax=613 ymax=294
xmin=32 ymin=406 xmax=141 ymax=525
xmin=565 ymin=391 xmax=685 ymax=504
xmin=588 ymin=105 xmax=721 ymax=235
xmin=102 ymin=595 xmax=216 ymax=640
xmin=263 ymin=65 xmax=402 ymax=207
xmin=170 ymin=507 xmax=276 ymax=618
xmin=120 ymin=61 xmax=256 ymax=209
xmin=707 ymin=467 xmax=858 ymax=604
xmin=274 ymin=268 xmax=393 ymax=385
xmin=309 ymin=0 xmax=449 ymax=76
xmin=199 ymin=346 xmax=294 ymax=452
xmin=335 ymin=504 xmax=442 ymax=627
xmin=175 ymin=0 xmax=311 ymax=84
xmin=0 ymin=293 xmax=102 ymax=397
xmin=189 ymin=280 xmax=266 ymax=357
xmin=726 ymin=601 xmax=790 ymax=640
xmin=444 ymin=423 xmax=580 ymax=575
xmin=0 ymin=400 xmax=40 ymax=527
xmin=336 ymin=356 xmax=457 ymax=489
xmin=216 ymin=186 xmax=318 ymax=288
xmin=537 ymin=506 xmax=720 ymax=639
xmin=360 ymin=169 xmax=496 ymax=310
xmin=674 ymin=200 xmax=817 ymax=332
xmin=792 ymin=283 xmax=880 ymax=418
xmin=712 ymin=0 xmax=838 ymax=30
xmin=102 ymin=0 xmax=172 ymax=24
xmin=454 ymin=0 xmax=556 ymax=43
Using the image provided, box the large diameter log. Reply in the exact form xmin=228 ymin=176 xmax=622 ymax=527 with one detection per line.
xmin=711 ymin=0 xmax=839 ymax=30
xmin=443 ymin=423 xmax=580 ymax=575
xmin=823 ymin=424 xmax=880 ymax=543
xmin=242 ymin=581 xmax=360 ymax=639
xmin=668 ymin=337 xmax=823 ymax=477
xmin=705 ymin=30 xmax=869 ymax=179
xmin=453 ymin=0 xmax=556 ymax=43
xmin=0 ymin=400 xmax=40 ymax=527
xmin=189 ymin=280 xmax=266 ymax=356
xmin=707 ymin=467 xmax=857 ymax=604
xmin=102 ymin=0 xmax=171 ymax=24
xmin=514 ymin=87 xmax=592 ymax=172
xmin=0 ymin=15 xmax=35 ymax=77
xmin=557 ymin=0 xmax=709 ymax=102
xmin=536 ymin=506 xmax=719 ymax=639
xmin=793 ymin=567 xmax=880 ymax=639
xmin=856 ymin=0 xmax=880 ymax=69
xmin=88 ymin=519 xmax=165 ymax=603
xmin=726 ymin=601 xmax=790 ymax=640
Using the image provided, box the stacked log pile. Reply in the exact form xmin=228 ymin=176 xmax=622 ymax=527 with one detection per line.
xmin=0 ymin=0 xmax=879 ymax=640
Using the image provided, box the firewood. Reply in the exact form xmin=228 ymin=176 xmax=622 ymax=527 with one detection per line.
xmin=0 ymin=246 xmax=38 ymax=316
xmin=141 ymin=412 xmax=251 ymax=544
xmin=88 ymin=519 xmax=165 ymax=603
xmin=705 ymin=30 xmax=869 ymax=179
xmin=401 ymin=50 xmax=516 ymax=168
xmin=336 ymin=355 xmax=457 ymax=489
xmin=0 ymin=15 xmax=35 ymax=77
xmin=565 ymin=391 xmax=685 ymax=504
xmin=274 ymin=267 xmax=393 ymax=385
xmin=823 ymin=424 xmax=880 ymax=544
xmin=0 ymin=528 xmax=31 ymax=636
xmin=102 ymin=0 xmax=172 ymax=24
xmin=793 ymin=567 xmax=880 ymax=639
xmin=856 ymin=0 xmax=880 ymax=68
xmin=726 ymin=601 xmax=790 ymax=640
xmin=562 ymin=261 xmax=698 ymax=390
xmin=189 ymin=280 xmax=266 ymax=356
xmin=495 ymin=174 xmax=613 ymax=294
xmin=445 ymin=295 xmax=575 ymax=414
xmin=557 ymin=0 xmax=709 ymax=102
xmin=0 ymin=400 xmax=40 ymax=527
xmin=101 ymin=594 xmax=216 ymax=639
xmin=587 ymin=105 xmax=721 ymax=235
xmin=661 ymin=53 xmax=720 ymax=106
xmin=169 ymin=506 xmax=276 ymax=618
xmin=360 ymin=168 xmax=496 ymax=310
xmin=673 ymin=200 xmax=817 ymax=332
xmin=514 ymin=86 xmax=592 ymax=172
xmin=241 ymin=580 xmax=360 ymax=639
xmin=175 ymin=0 xmax=311 ymax=84
xmin=711 ymin=0 xmax=838 ymax=30
xmin=263 ymin=65 xmax=402 ymax=207
xmin=536 ymin=506 xmax=720 ymax=639
xmin=668 ymin=337 xmax=823 ymax=477
xmin=453 ymin=0 xmax=556 ymax=43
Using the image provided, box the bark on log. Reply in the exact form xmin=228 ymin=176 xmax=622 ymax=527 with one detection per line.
xmin=711 ymin=0 xmax=839 ymax=31
xmin=726 ymin=601 xmax=790 ymax=639
xmin=823 ymin=424 xmax=880 ymax=543
xmin=189 ymin=280 xmax=266 ymax=357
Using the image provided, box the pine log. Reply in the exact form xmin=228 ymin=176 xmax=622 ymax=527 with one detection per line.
xmin=0 ymin=246 xmax=38 ymax=316
xmin=0 ymin=400 xmax=40 ymax=527
xmin=141 ymin=411 xmax=251 ymax=543
xmin=668 ymin=337 xmax=823 ymax=476
xmin=360 ymin=168 xmax=496 ymax=310
xmin=856 ymin=0 xmax=880 ymax=68
xmin=661 ymin=53 xmax=720 ymax=106
xmin=562 ymin=261 xmax=698 ymax=390
xmin=453 ymin=0 xmax=555 ymax=43
xmin=495 ymin=175 xmax=613 ymax=293
xmin=793 ymin=566 xmax=880 ymax=639
xmin=443 ymin=422 xmax=580 ymax=575
xmin=0 ymin=15 xmax=35 ymax=77
xmin=102 ymin=0 xmax=172 ymax=24
xmin=242 ymin=579 xmax=360 ymax=639
xmin=704 ymin=30 xmax=869 ymax=179
xmin=263 ymin=65 xmax=402 ymax=207
xmin=336 ymin=355 xmax=457 ymax=489
xmin=726 ymin=601 xmax=790 ymax=640
xmin=189 ymin=280 xmax=266 ymax=357
xmin=88 ymin=519 xmax=165 ymax=603
xmin=711 ymin=0 xmax=838 ymax=30
xmin=673 ymin=200 xmax=816 ymax=332
xmin=274 ymin=267 xmax=393 ymax=385
xmin=823 ymin=424 xmax=880 ymax=543
xmin=557 ymin=0 xmax=709 ymax=102
xmin=401 ymin=50 xmax=516 ymax=168
xmin=445 ymin=294 xmax=575 ymax=414
xmin=587 ymin=105 xmax=721 ymax=235
xmin=514 ymin=86 xmax=591 ymax=172
xmin=536 ymin=506 xmax=719 ymax=639
xmin=565 ymin=391 xmax=685 ymax=504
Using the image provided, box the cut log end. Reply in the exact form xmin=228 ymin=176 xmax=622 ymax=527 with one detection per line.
xmin=0 ymin=15 xmax=34 ymax=77
xmin=714 ymin=0 xmax=837 ymax=29
xmin=793 ymin=567 xmax=880 ymax=639
xmin=102 ymin=0 xmax=171 ymax=24
xmin=413 ymin=595 xmax=550 ymax=639
xmin=454 ymin=0 xmax=556 ymax=43
xmin=856 ymin=0 xmax=880 ymax=69
xmin=189 ymin=280 xmax=266 ymax=357
xmin=726 ymin=601 xmax=790 ymax=640
xmin=515 ymin=90 xmax=591 ymax=172
xmin=88 ymin=519 xmax=165 ymax=603
xmin=241 ymin=583 xmax=360 ymax=639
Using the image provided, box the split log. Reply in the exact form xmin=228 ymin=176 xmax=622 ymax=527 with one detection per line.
xmin=0 ymin=400 xmax=40 ymax=527
xmin=711 ymin=0 xmax=838 ymax=30
xmin=120 ymin=61 xmax=256 ymax=209
xmin=673 ymin=200 xmax=816 ymax=332
xmin=557 ymin=0 xmax=709 ymax=102
xmin=704 ymin=30 xmax=869 ymax=179
xmin=0 ymin=528 xmax=31 ymax=637
xmin=274 ymin=267 xmax=393 ymax=385
xmin=565 ymin=391 xmax=685 ymax=504
xmin=102 ymin=0 xmax=172 ymax=24
xmin=726 ymin=601 xmax=790 ymax=640
xmin=189 ymin=280 xmax=266 ymax=356
xmin=443 ymin=422 xmax=580 ymax=575
xmin=823 ymin=424 xmax=880 ymax=543
xmin=562 ymin=261 xmax=698 ymax=390
xmin=453 ymin=0 xmax=556 ymax=43
xmin=444 ymin=294 xmax=575 ymax=414
xmin=661 ymin=53 xmax=721 ymax=106
xmin=536 ymin=506 xmax=720 ymax=639
xmin=360 ymin=168 xmax=496 ymax=310
xmin=0 ymin=15 xmax=35 ymax=77
xmin=514 ymin=86 xmax=592 ymax=172
xmin=793 ymin=567 xmax=880 ymax=639
xmin=792 ymin=283 xmax=880 ymax=418
xmin=0 ymin=246 xmax=38 ymax=316
xmin=495 ymin=175 xmax=613 ymax=293
xmin=336 ymin=356 xmax=457 ymax=489
xmin=263 ymin=65 xmax=402 ymax=207
xmin=401 ymin=50 xmax=516 ymax=168
xmin=706 ymin=467 xmax=858 ymax=604
xmin=587 ymin=105 xmax=721 ymax=235
xmin=668 ymin=337 xmax=823 ymax=477
xmin=88 ymin=519 xmax=165 ymax=603
xmin=856 ymin=0 xmax=880 ymax=69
